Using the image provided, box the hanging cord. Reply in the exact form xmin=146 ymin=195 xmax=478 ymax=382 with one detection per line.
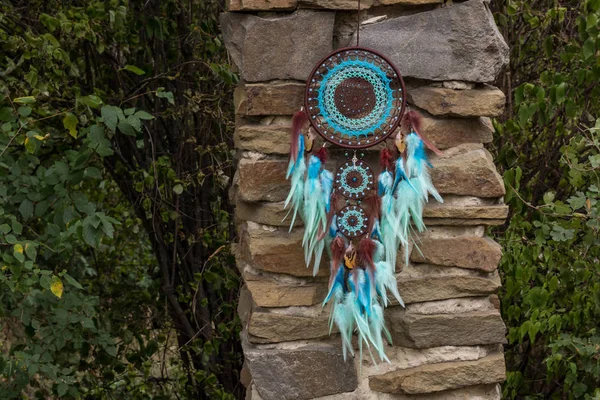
xmin=356 ymin=0 xmax=361 ymax=46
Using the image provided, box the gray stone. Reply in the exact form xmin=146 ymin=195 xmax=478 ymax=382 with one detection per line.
xmin=369 ymin=353 xmax=506 ymax=394
xmin=242 ymin=333 xmax=358 ymax=400
xmin=228 ymin=0 xmax=297 ymax=11
xmin=407 ymin=86 xmax=506 ymax=117
xmin=248 ymin=310 xmax=334 ymax=343
xmin=388 ymin=309 xmax=507 ymax=348
xmin=221 ymin=11 xmax=334 ymax=82
xmin=355 ymin=0 xmax=508 ymax=83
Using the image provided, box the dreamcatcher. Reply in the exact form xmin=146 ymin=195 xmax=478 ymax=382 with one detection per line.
xmin=284 ymin=9 xmax=443 ymax=363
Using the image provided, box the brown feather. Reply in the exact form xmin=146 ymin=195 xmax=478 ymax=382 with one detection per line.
xmin=329 ymin=236 xmax=346 ymax=290
xmin=290 ymin=110 xmax=308 ymax=163
xmin=407 ymin=110 xmax=443 ymax=156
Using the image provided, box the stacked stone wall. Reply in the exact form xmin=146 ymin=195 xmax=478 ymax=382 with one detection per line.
xmin=221 ymin=1 xmax=510 ymax=398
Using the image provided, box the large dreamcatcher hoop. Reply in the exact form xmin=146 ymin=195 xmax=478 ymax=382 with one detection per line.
xmin=305 ymin=47 xmax=407 ymax=149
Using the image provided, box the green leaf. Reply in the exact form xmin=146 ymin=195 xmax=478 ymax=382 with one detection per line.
xmin=0 ymin=107 xmax=13 ymax=121
xmin=13 ymin=96 xmax=36 ymax=104
xmin=63 ymin=273 xmax=83 ymax=289
xmin=62 ymin=112 xmax=78 ymax=138
xmin=81 ymin=95 xmax=103 ymax=108
xmin=156 ymin=88 xmax=175 ymax=105
xmin=57 ymin=383 xmax=68 ymax=397
xmin=18 ymin=106 xmax=32 ymax=117
xmin=117 ymin=121 xmax=137 ymax=136
xmin=19 ymin=199 xmax=34 ymax=220
xmin=134 ymin=110 xmax=154 ymax=120
xmin=122 ymin=65 xmax=145 ymax=75
xmin=11 ymin=220 xmax=22 ymax=235
xmin=0 ymin=224 xmax=11 ymax=234
xmin=101 ymin=105 xmax=122 ymax=132
xmin=583 ymin=38 xmax=595 ymax=59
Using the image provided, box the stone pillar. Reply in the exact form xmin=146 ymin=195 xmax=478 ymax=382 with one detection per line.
xmin=222 ymin=1 xmax=509 ymax=398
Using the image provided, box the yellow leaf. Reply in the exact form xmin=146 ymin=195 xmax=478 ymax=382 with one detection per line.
xmin=14 ymin=244 xmax=23 ymax=254
xmin=34 ymin=135 xmax=46 ymax=141
xmin=50 ymin=276 xmax=64 ymax=299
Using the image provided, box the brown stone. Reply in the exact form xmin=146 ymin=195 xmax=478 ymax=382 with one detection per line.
xmin=423 ymin=203 xmax=508 ymax=220
xmin=245 ymin=277 xmax=326 ymax=307
xmin=431 ymin=146 xmax=506 ymax=198
xmin=411 ymin=236 xmax=502 ymax=272
xmin=235 ymin=83 xmax=304 ymax=116
xmin=419 ymin=113 xmax=494 ymax=150
xmin=228 ymin=0 xmax=297 ymax=10
xmin=375 ymin=0 xmax=442 ymax=4
xmin=369 ymin=353 xmax=506 ymax=394
xmin=235 ymin=123 xmax=290 ymax=154
xmin=239 ymin=222 xmax=328 ymax=277
xmin=238 ymin=158 xmax=288 ymax=202
xmin=236 ymin=200 xmax=302 ymax=227
xmin=299 ymin=0 xmax=373 ymax=9
xmin=248 ymin=310 xmax=334 ymax=343
xmin=242 ymin=333 xmax=358 ymax=400
xmin=399 ymin=272 xmax=501 ymax=304
xmin=221 ymin=12 xmax=334 ymax=82
xmin=407 ymin=86 xmax=506 ymax=117
xmin=388 ymin=309 xmax=506 ymax=348
xmin=423 ymin=218 xmax=506 ymax=226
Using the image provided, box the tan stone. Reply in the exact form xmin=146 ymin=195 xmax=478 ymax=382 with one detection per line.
xmin=374 ymin=0 xmax=442 ymax=5
xmin=369 ymin=353 xmax=506 ymax=394
xmin=228 ymin=0 xmax=297 ymax=11
xmin=248 ymin=310 xmax=334 ymax=343
xmin=419 ymin=113 xmax=494 ymax=150
xmin=399 ymin=273 xmax=501 ymax=304
xmin=423 ymin=203 xmax=508 ymax=220
xmin=236 ymin=200 xmax=507 ymax=227
xmin=431 ymin=146 xmax=506 ymax=198
xmin=239 ymin=222 xmax=328 ymax=277
xmin=235 ymin=123 xmax=290 ymax=154
xmin=237 ymin=158 xmax=288 ymax=202
xmin=235 ymin=82 xmax=304 ymax=116
xmin=236 ymin=200 xmax=302 ymax=227
xmin=388 ymin=309 xmax=506 ymax=348
xmin=411 ymin=236 xmax=502 ymax=272
xmin=407 ymin=86 xmax=505 ymax=117
xmin=423 ymin=218 xmax=506 ymax=226
xmin=245 ymin=278 xmax=326 ymax=307
xmin=299 ymin=0 xmax=373 ymax=9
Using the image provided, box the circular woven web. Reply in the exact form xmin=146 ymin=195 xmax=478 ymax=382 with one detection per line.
xmin=335 ymin=160 xmax=374 ymax=199
xmin=305 ymin=47 xmax=406 ymax=149
xmin=338 ymin=205 xmax=368 ymax=238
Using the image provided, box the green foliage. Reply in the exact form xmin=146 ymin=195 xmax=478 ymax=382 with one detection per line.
xmin=493 ymin=0 xmax=600 ymax=398
xmin=0 ymin=0 xmax=240 ymax=398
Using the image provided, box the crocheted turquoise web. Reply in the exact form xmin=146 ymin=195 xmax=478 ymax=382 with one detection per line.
xmin=338 ymin=205 xmax=368 ymax=238
xmin=316 ymin=59 xmax=394 ymax=138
